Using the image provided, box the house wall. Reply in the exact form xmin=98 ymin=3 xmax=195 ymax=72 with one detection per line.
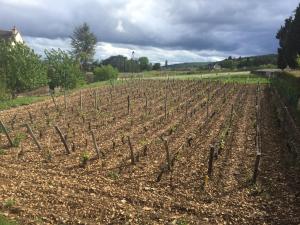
xmin=11 ymin=32 xmax=24 ymax=46
xmin=14 ymin=32 xmax=24 ymax=43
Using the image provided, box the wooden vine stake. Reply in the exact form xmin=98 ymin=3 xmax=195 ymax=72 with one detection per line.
xmin=127 ymin=95 xmax=130 ymax=115
xmin=252 ymin=152 xmax=261 ymax=184
xmin=252 ymin=84 xmax=261 ymax=184
xmin=94 ymin=90 xmax=98 ymax=110
xmin=28 ymin=111 xmax=34 ymax=124
xmin=230 ymin=104 xmax=234 ymax=126
xmin=144 ymin=92 xmax=148 ymax=111
xmin=64 ymin=90 xmax=67 ymax=110
xmin=50 ymin=93 xmax=59 ymax=112
xmin=0 ymin=120 xmax=13 ymax=147
xmin=185 ymin=101 xmax=188 ymax=120
xmin=206 ymin=87 xmax=210 ymax=118
xmin=163 ymin=138 xmax=171 ymax=171
xmin=91 ymin=131 xmax=102 ymax=159
xmin=80 ymin=90 xmax=83 ymax=110
xmin=25 ymin=124 xmax=42 ymax=151
xmin=206 ymin=99 xmax=209 ymax=118
xmin=54 ymin=125 xmax=70 ymax=155
xmin=164 ymin=89 xmax=168 ymax=119
xmin=127 ymin=136 xmax=135 ymax=165
xmin=207 ymin=145 xmax=215 ymax=177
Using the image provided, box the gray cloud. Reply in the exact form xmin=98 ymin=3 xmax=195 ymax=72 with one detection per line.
xmin=24 ymin=36 xmax=227 ymax=64
xmin=1 ymin=0 xmax=299 ymax=62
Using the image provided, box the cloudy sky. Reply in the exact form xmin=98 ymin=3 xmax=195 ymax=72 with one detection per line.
xmin=0 ymin=0 xmax=299 ymax=64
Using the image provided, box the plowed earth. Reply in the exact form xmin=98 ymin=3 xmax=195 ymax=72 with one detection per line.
xmin=0 ymin=80 xmax=299 ymax=225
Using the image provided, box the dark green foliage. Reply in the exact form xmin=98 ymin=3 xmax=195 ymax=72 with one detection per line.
xmin=165 ymin=55 xmax=277 ymax=71
xmin=45 ymin=49 xmax=84 ymax=90
xmin=153 ymin=63 xmax=161 ymax=70
xmin=80 ymin=151 xmax=90 ymax=167
xmin=71 ymin=23 xmax=97 ymax=71
xmin=101 ymin=55 xmax=141 ymax=73
xmin=102 ymin=55 xmax=128 ymax=72
xmin=277 ymin=48 xmax=287 ymax=70
xmin=94 ymin=65 xmax=118 ymax=81
xmin=0 ymin=214 xmax=18 ymax=225
xmin=271 ymin=72 xmax=300 ymax=112
xmin=12 ymin=132 xmax=26 ymax=147
xmin=0 ymin=41 xmax=48 ymax=98
xmin=218 ymin=54 xmax=277 ymax=70
xmin=138 ymin=57 xmax=151 ymax=71
xmin=276 ymin=3 xmax=300 ymax=69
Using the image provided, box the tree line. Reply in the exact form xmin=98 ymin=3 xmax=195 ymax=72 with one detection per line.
xmin=217 ymin=55 xmax=277 ymax=70
xmin=276 ymin=3 xmax=300 ymax=69
xmin=93 ymin=55 xmax=161 ymax=73
xmin=0 ymin=23 xmax=161 ymax=100
xmin=0 ymin=23 xmax=95 ymax=99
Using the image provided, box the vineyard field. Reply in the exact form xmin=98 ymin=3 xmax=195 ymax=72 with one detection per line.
xmin=0 ymin=80 xmax=299 ymax=224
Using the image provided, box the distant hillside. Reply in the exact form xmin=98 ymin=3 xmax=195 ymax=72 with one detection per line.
xmin=166 ymin=62 xmax=210 ymax=70
xmin=215 ymin=54 xmax=277 ymax=70
xmin=165 ymin=54 xmax=277 ymax=70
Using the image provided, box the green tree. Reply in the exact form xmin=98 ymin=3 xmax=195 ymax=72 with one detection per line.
xmin=276 ymin=3 xmax=300 ymax=69
xmin=102 ymin=55 xmax=128 ymax=72
xmin=94 ymin=65 xmax=118 ymax=81
xmin=296 ymin=55 xmax=300 ymax=68
xmin=138 ymin=57 xmax=150 ymax=71
xmin=0 ymin=41 xmax=47 ymax=98
xmin=277 ymin=48 xmax=287 ymax=70
xmin=45 ymin=49 xmax=84 ymax=90
xmin=153 ymin=63 xmax=161 ymax=70
xmin=71 ymin=22 xmax=97 ymax=71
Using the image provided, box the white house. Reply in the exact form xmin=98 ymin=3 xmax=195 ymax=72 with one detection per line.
xmin=213 ymin=64 xmax=221 ymax=70
xmin=0 ymin=26 xmax=24 ymax=45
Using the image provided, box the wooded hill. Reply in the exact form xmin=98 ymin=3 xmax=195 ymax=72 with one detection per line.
xmin=165 ymin=54 xmax=277 ymax=70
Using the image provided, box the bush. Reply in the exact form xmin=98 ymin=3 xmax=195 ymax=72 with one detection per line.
xmin=45 ymin=49 xmax=84 ymax=90
xmin=0 ymin=41 xmax=48 ymax=98
xmin=94 ymin=65 xmax=118 ymax=81
xmin=12 ymin=132 xmax=26 ymax=147
xmin=0 ymin=81 xmax=9 ymax=100
xmin=80 ymin=151 xmax=90 ymax=167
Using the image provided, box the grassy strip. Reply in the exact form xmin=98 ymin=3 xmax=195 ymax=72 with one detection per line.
xmin=0 ymin=96 xmax=48 ymax=111
xmin=137 ymin=72 xmax=270 ymax=84
xmin=201 ymin=74 xmax=270 ymax=84
xmin=0 ymin=215 xmax=18 ymax=225
xmin=137 ymin=71 xmax=250 ymax=80
xmin=119 ymin=70 xmax=251 ymax=78
xmin=0 ymin=80 xmax=120 ymax=112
